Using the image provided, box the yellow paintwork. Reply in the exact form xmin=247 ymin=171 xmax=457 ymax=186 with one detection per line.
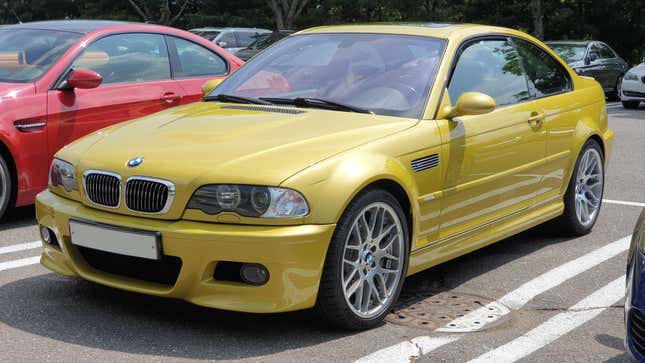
xmin=36 ymin=24 xmax=614 ymax=313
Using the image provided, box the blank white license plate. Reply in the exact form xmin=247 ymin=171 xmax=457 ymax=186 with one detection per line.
xmin=69 ymin=219 xmax=160 ymax=260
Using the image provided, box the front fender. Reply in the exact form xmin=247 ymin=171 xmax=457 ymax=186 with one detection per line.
xmin=281 ymin=150 xmax=419 ymax=226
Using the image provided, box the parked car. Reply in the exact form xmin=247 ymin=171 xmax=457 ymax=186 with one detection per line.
xmin=620 ymin=62 xmax=645 ymax=109
xmin=625 ymin=208 xmax=645 ymax=360
xmin=189 ymin=27 xmax=271 ymax=54
xmin=546 ymin=40 xmax=629 ymax=97
xmin=37 ymin=24 xmax=613 ymax=330
xmin=0 ymin=20 xmax=243 ymax=219
xmin=236 ymin=30 xmax=294 ymax=61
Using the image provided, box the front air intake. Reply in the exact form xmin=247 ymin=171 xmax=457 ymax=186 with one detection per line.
xmin=125 ymin=177 xmax=174 ymax=214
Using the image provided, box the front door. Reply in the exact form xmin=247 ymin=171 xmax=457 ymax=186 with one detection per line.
xmin=437 ymin=38 xmax=547 ymax=239
xmin=47 ymin=32 xmax=184 ymax=157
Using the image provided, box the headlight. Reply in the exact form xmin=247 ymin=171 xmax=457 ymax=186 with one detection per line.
xmin=624 ymin=72 xmax=638 ymax=81
xmin=187 ymin=185 xmax=309 ymax=218
xmin=48 ymin=158 xmax=78 ymax=192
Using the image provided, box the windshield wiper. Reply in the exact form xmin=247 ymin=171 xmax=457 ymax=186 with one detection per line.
xmin=260 ymin=97 xmax=374 ymax=114
xmin=203 ymin=93 xmax=273 ymax=105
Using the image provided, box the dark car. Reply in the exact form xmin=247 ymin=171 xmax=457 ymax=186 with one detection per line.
xmin=625 ymin=208 xmax=645 ymax=360
xmin=235 ymin=30 xmax=294 ymax=61
xmin=546 ymin=40 xmax=629 ymax=97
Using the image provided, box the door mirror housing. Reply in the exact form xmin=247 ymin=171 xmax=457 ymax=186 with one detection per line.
xmin=64 ymin=69 xmax=102 ymax=90
xmin=445 ymin=92 xmax=496 ymax=119
xmin=202 ymin=78 xmax=224 ymax=95
xmin=217 ymin=41 xmax=229 ymax=48
xmin=585 ymin=52 xmax=599 ymax=65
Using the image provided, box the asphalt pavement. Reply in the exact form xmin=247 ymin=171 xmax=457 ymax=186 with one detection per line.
xmin=0 ymin=101 xmax=643 ymax=362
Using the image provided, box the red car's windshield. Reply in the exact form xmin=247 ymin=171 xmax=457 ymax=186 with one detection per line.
xmin=211 ymin=33 xmax=446 ymax=118
xmin=0 ymin=29 xmax=81 ymax=83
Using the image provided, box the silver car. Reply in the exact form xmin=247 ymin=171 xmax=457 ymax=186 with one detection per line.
xmin=188 ymin=27 xmax=271 ymax=54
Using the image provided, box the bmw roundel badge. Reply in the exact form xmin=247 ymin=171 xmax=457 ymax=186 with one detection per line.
xmin=127 ymin=157 xmax=144 ymax=168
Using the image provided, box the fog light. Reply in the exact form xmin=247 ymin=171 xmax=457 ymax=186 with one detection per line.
xmin=39 ymin=225 xmax=51 ymax=244
xmin=240 ymin=263 xmax=269 ymax=286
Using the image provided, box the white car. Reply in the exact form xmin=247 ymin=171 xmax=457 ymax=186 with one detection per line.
xmin=621 ymin=63 xmax=645 ymax=109
xmin=188 ymin=27 xmax=271 ymax=54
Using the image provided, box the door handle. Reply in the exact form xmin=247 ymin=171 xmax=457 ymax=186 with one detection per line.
xmin=528 ymin=112 xmax=545 ymax=128
xmin=161 ymin=92 xmax=181 ymax=106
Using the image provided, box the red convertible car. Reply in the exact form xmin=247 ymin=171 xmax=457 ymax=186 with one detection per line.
xmin=0 ymin=20 xmax=243 ymax=218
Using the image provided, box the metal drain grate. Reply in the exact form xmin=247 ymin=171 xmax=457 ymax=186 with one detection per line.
xmin=386 ymin=291 xmax=510 ymax=332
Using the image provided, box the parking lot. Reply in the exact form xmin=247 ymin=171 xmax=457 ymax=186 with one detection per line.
xmin=0 ymin=101 xmax=643 ymax=362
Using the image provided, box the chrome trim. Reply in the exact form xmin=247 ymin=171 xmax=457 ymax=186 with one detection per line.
xmin=411 ymin=154 xmax=440 ymax=172
xmin=125 ymin=176 xmax=175 ymax=214
xmin=15 ymin=122 xmax=46 ymax=131
xmin=82 ymin=170 xmax=122 ymax=209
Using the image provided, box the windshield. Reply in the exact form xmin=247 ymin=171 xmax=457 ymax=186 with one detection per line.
xmin=549 ymin=44 xmax=587 ymax=63
xmin=0 ymin=29 xmax=81 ymax=83
xmin=210 ymin=33 xmax=446 ymax=118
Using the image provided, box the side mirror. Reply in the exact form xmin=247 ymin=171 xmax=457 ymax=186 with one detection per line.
xmin=65 ymin=69 xmax=102 ymax=90
xmin=446 ymin=92 xmax=496 ymax=119
xmin=202 ymin=78 xmax=224 ymax=95
xmin=217 ymin=41 xmax=229 ymax=48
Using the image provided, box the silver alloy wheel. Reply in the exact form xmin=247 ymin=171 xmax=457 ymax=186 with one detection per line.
xmin=341 ymin=202 xmax=405 ymax=318
xmin=574 ymin=148 xmax=604 ymax=227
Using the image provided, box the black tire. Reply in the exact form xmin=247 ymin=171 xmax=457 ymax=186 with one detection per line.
xmin=622 ymin=101 xmax=640 ymax=109
xmin=554 ymin=139 xmax=604 ymax=236
xmin=0 ymin=154 xmax=12 ymax=221
xmin=610 ymin=77 xmax=622 ymax=101
xmin=314 ymin=188 xmax=409 ymax=330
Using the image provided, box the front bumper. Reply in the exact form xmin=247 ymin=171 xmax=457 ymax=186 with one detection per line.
xmin=36 ymin=190 xmax=336 ymax=313
xmin=621 ymin=78 xmax=645 ymax=102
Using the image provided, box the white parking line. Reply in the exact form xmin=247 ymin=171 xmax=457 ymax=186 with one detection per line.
xmin=0 ymin=256 xmax=41 ymax=272
xmin=0 ymin=241 xmax=41 ymax=255
xmin=355 ymin=235 xmax=631 ymax=362
xmin=603 ymin=199 xmax=645 ymax=208
xmin=469 ymin=275 xmax=625 ymax=363
xmin=355 ymin=336 xmax=460 ymax=363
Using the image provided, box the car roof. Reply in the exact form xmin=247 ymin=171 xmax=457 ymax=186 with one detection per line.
xmin=297 ymin=23 xmax=532 ymax=40
xmin=545 ymin=40 xmax=592 ymax=46
xmin=4 ymin=20 xmax=136 ymax=34
xmin=190 ymin=27 xmax=271 ymax=33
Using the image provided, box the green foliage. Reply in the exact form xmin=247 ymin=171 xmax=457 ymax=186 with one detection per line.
xmin=0 ymin=0 xmax=643 ymax=63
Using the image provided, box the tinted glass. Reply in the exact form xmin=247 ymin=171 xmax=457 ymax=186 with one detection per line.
xmin=71 ymin=33 xmax=170 ymax=84
xmin=549 ymin=44 xmax=586 ymax=63
xmin=218 ymin=32 xmax=236 ymax=47
xmin=0 ymin=29 xmax=80 ymax=82
xmin=449 ymin=39 xmax=530 ymax=107
xmin=169 ymin=37 xmax=227 ymax=77
xmin=514 ymin=39 xmax=570 ymax=97
xmin=596 ymin=44 xmax=616 ymax=59
xmin=237 ymin=32 xmax=260 ymax=48
xmin=211 ymin=33 xmax=446 ymax=118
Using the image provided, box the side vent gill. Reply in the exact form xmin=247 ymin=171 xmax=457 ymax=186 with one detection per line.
xmin=411 ymin=154 xmax=439 ymax=172
xmin=221 ymin=105 xmax=305 ymax=114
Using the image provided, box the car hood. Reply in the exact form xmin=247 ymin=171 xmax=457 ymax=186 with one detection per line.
xmin=68 ymin=102 xmax=415 ymax=188
xmin=628 ymin=63 xmax=645 ymax=75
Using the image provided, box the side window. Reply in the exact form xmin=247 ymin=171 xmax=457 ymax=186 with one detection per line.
xmin=217 ymin=32 xmax=236 ymax=48
xmin=588 ymin=44 xmax=602 ymax=61
xmin=597 ymin=44 xmax=616 ymax=59
xmin=71 ymin=33 xmax=170 ymax=84
xmin=168 ymin=37 xmax=228 ymax=78
xmin=513 ymin=38 xmax=571 ymax=97
xmin=237 ymin=32 xmax=258 ymax=48
xmin=448 ymin=39 xmax=530 ymax=107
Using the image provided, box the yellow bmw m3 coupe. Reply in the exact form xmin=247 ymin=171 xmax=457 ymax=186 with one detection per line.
xmin=36 ymin=23 xmax=613 ymax=329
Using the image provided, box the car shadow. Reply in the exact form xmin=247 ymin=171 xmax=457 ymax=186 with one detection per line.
xmin=0 ymin=273 xmax=351 ymax=360
xmin=1 ymin=205 xmax=36 ymax=231
xmin=0 ymin=222 xmax=578 ymax=360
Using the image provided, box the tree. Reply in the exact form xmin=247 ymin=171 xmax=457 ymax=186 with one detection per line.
xmin=126 ymin=0 xmax=191 ymax=25
xmin=268 ymin=0 xmax=310 ymax=29
xmin=530 ymin=0 xmax=544 ymax=39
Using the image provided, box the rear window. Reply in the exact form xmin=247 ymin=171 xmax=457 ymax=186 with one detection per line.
xmin=0 ymin=29 xmax=81 ymax=82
